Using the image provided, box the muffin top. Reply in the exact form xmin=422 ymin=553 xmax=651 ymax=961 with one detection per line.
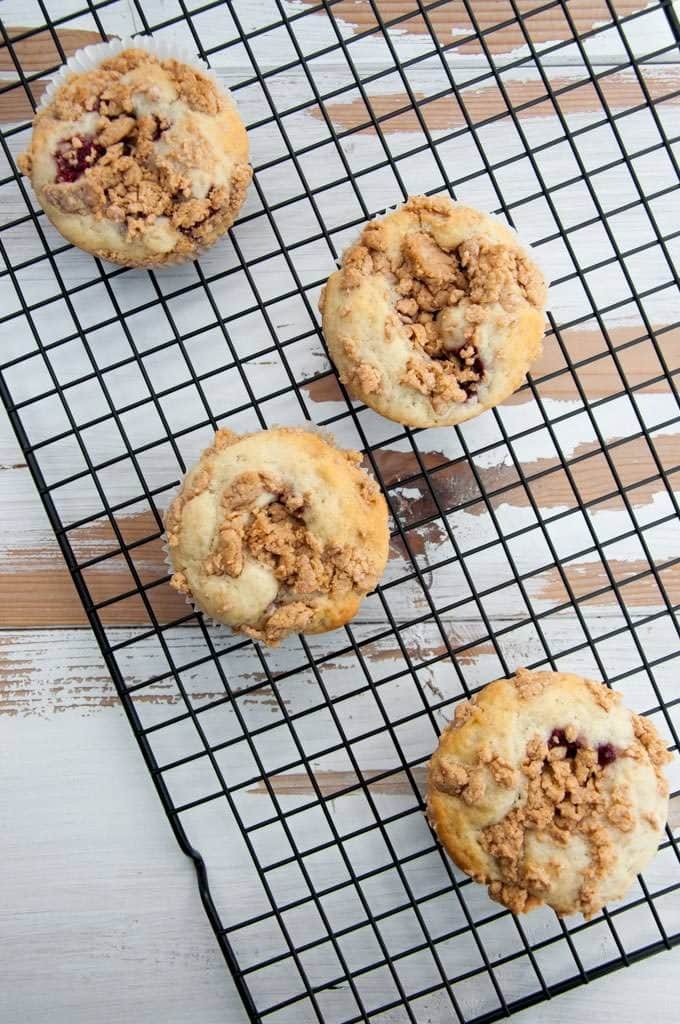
xmin=320 ymin=196 xmax=547 ymax=428
xmin=165 ymin=427 xmax=390 ymax=644
xmin=18 ymin=47 xmax=251 ymax=266
xmin=427 ymin=669 xmax=671 ymax=918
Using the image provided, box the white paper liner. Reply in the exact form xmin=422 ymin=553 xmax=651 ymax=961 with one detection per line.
xmin=37 ymin=35 xmax=232 ymax=113
xmin=33 ymin=36 xmax=244 ymax=268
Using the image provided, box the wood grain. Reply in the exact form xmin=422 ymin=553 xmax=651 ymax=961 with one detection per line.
xmin=0 ymin=81 xmax=48 ymax=122
xmin=2 ymin=618 xmax=678 ymax=717
xmin=313 ymin=70 xmax=680 ymax=134
xmin=0 ymin=28 xmax=108 ymax=121
xmin=296 ymin=0 xmax=648 ymax=52
xmin=0 ymin=28 xmax=108 ymax=72
xmin=3 ymin=449 xmax=677 ymax=627
xmin=2 ymin=625 xmax=678 ymax=824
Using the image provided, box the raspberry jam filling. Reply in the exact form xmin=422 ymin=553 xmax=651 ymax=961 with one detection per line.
xmin=548 ymin=728 xmax=581 ymax=759
xmin=548 ymin=729 xmax=619 ymax=767
xmin=54 ymin=136 xmax=104 ymax=183
xmin=597 ymin=743 xmax=618 ymax=767
xmin=152 ymin=115 xmax=170 ymax=141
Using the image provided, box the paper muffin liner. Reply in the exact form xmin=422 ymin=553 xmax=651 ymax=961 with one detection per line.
xmin=37 ymin=34 xmax=233 ymax=113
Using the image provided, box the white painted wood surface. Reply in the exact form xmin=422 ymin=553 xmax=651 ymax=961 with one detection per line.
xmin=1 ymin=1 xmax=679 ymax=1021
xmin=0 ymin=606 xmax=677 ymax=1024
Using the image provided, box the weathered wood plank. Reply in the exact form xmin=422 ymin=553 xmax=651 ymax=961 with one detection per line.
xmin=312 ymin=69 xmax=680 ymax=134
xmin=2 ymin=2 xmax=677 ymax=72
xmin=0 ymin=28 xmax=113 ymax=73
xmin=4 ymin=59 xmax=678 ymax=124
xmin=2 ymin=327 xmax=678 ymax=628
xmin=1 ymin=0 xmax=678 ymax=123
xmin=2 ymin=622 xmax=678 ymax=722
xmin=1 ymin=620 xmax=678 ymax=1018
xmin=289 ymin=0 xmax=673 ymax=56
xmin=0 ymin=666 xmax=678 ymax=1023
xmin=2 ymin=462 xmax=677 ymax=627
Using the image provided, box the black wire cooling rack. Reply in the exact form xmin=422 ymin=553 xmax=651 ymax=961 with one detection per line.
xmin=1 ymin=1 xmax=679 ymax=1021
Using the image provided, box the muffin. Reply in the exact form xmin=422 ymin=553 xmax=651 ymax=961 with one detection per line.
xmin=165 ymin=427 xmax=390 ymax=644
xmin=320 ymin=196 xmax=547 ymax=428
xmin=18 ymin=46 xmax=251 ymax=266
xmin=427 ymin=669 xmax=672 ymax=918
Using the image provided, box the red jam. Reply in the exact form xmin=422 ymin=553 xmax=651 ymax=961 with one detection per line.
xmin=54 ymin=136 xmax=104 ymax=183
xmin=597 ymin=743 xmax=617 ymax=767
xmin=548 ymin=728 xmax=581 ymax=759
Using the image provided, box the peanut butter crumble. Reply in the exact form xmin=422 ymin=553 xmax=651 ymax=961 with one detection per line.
xmin=322 ymin=196 xmax=547 ymax=428
xmin=335 ymin=197 xmax=545 ymax=413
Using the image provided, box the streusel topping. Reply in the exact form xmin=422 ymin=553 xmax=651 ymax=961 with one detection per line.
xmin=333 ymin=196 xmax=545 ymax=414
xmin=165 ymin=427 xmax=389 ymax=645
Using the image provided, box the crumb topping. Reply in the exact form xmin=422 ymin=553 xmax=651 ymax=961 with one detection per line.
xmin=52 ymin=50 xmax=222 ymax=121
xmin=452 ymin=698 xmax=476 ymax=727
xmin=20 ymin=49 xmax=251 ymax=256
xmin=586 ymin=680 xmax=620 ymax=711
xmin=475 ymin=732 xmax=629 ymax=917
xmin=220 ymin=471 xmax=377 ymax=642
xmin=205 ymin=427 xmax=240 ymax=455
xmin=632 ymin=713 xmax=673 ymax=793
xmin=337 ymin=196 xmax=546 ymax=413
xmin=513 ymin=667 xmax=547 ymax=699
xmin=243 ymin=602 xmax=315 ymax=645
xmin=167 ymin=451 xmax=383 ymax=645
xmin=170 ymin=570 xmax=190 ymax=595
xmin=352 ymin=360 xmax=382 ymax=395
xmin=430 ymin=743 xmax=518 ymax=805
